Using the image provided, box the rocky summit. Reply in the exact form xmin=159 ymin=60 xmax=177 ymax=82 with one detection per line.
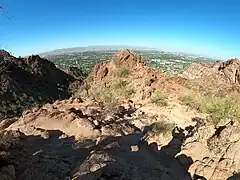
xmin=1 ymin=49 xmax=240 ymax=180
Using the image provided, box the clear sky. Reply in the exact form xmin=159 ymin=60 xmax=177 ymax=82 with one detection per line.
xmin=0 ymin=0 xmax=239 ymax=59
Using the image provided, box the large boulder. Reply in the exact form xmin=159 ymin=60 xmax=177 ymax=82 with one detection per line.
xmin=180 ymin=121 xmax=240 ymax=179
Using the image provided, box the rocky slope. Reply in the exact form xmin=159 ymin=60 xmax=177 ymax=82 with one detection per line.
xmin=182 ymin=58 xmax=240 ymax=83
xmin=181 ymin=58 xmax=240 ymax=92
xmin=0 ymin=50 xmax=81 ymax=118
xmin=1 ymin=49 xmax=240 ymax=180
xmin=0 ymin=97 xmax=195 ymax=180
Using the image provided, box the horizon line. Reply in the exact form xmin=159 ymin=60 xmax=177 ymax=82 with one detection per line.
xmin=1 ymin=44 xmax=235 ymax=60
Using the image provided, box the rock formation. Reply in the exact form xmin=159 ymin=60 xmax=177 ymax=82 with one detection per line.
xmin=182 ymin=58 xmax=240 ymax=88
xmin=90 ymin=49 xmax=152 ymax=82
xmin=0 ymin=51 xmax=81 ymax=118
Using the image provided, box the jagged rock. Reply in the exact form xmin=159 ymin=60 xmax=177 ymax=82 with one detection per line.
xmin=179 ymin=121 xmax=240 ymax=179
xmin=0 ymin=130 xmax=25 ymax=149
xmin=218 ymin=59 xmax=240 ymax=84
xmin=90 ymin=49 xmax=148 ymax=82
xmin=181 ymin=58 xmax=240 ymax=89
xmin=0 ymin=50 xmax=82 ymax=118
xmin=0 ymin=50 xmax=11 ymax=57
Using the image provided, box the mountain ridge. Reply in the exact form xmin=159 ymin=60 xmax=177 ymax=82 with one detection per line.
xmin=39 ymin=45 xmax=159 ymax=57
xmin=38 ymin=45 xmax=217 ymax=60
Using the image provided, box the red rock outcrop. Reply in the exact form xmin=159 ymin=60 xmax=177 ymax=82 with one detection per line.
xmin=90 ymin=49 xmax=153 ymax=82
xmin=182 ymin=58 xmax=240 ymax=85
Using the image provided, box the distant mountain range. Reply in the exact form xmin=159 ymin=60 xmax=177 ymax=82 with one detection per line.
xmin=39 ymin=45 xmax=159 ymax=57
xmin=38 ymin=45 xmax=219 ymax=61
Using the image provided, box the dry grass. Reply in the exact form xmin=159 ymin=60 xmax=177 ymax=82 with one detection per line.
xmin=151 ymin=91 xmax=168 ymax=106
xmin=179 ymin=91 xmax=240 ymax=125
xmin=149 ymin=121 xmax=175 ymax=134
xmin=76 ymin=77 xmax=135 ymax=105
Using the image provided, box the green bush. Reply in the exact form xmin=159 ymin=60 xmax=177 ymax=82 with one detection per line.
xmin=179 ymin=92 xmax=240 ymax=125
xmin=150 ymin=121 xmax=174 ymax=134
xmin=151 ymin=91 xmax=168 ymax=106
xmin=178 ymin=95 xmax=203 ymax=111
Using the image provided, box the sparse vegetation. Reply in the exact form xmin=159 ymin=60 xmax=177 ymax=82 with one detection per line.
xmin=151 ymin=91 xmax=168 ymax=106
xmin=89 ymin=86 xmax=116 ymax=104
xmin=179 ymin=92 xmax=240 ymax=125
xmin=78 ymin=77 xmax=135 ymax=105
xmin=178 ymin=94 xmax=203 ymax=111
xmin=113 ymin=79 xmax=129 ymax=89
xmin=150 ymin=121 xmax=175 ymax=134
xmin=122 ymin=87 xmax=135 ymax=98
xmin=116 ymin=68 xmax=130 ymax=78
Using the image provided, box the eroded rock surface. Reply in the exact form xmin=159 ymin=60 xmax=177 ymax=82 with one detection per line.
xmin=182 ymin=58 xmax=240 ymax=89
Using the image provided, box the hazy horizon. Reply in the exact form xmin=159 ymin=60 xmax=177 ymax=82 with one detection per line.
xmin=0 ymin=0 xmax=239 ymax=59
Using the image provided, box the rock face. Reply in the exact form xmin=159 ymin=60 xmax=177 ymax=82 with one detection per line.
xmin=218 ymin=59 xmax=240 ymax=84
xmin=182 ymin=58 xmax=240 ymax=87
xmin=178 ymin=120 xmax=240 ymax=180
xmin=0 ymin=96 xmax=195 ymax=180
xmin=5 ymin=98 xmax=141 ymax=139
xmin=0 ymin=51 xmax=80 ymax=118
xmin=90 ymin=49 xmax=150 ymax=82
xmin=86 ymin=49 xmax=166 ymax=103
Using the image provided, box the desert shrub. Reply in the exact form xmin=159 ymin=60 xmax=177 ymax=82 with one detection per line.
xmin=204 ymin=95 xmax=240 ymax=125
xmin=150 ymin=121 xmax=174 ymax=134
xmin=120 ymin=86 xmax=135 ymax=99
xmin=113 ymin=79 xmax=128 ymax=89
xmin=89 ymin=86 xmax=118 ymax=104
xmin=116 ymin=68 xmax=129 ymax=78
xmin=179 ymin=92 xmax=240 ymax=125
xmin=160 ymin=75 xmax=171 ymax=83
xmin=178 ymin=95 xmax=203 ymax=111
xmin=88 ymin=79 xmax=136 ymax=105
xmin=112 ymin=79 xmax=135 ymax=98
xmin=151 ymin=91 xmax=168 ymax=106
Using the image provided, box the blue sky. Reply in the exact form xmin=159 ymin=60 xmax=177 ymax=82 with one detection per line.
xmin=0 ymin=0 xmax=239 ymax=59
